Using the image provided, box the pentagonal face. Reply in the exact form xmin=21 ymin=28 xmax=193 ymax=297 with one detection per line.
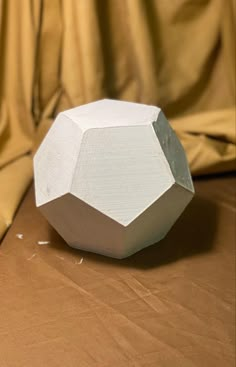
xmin=39 ymin=193 xmax=126 ymax=259
xmin=152 ymin=112 xmax=194 ymax=193
xmin=38 ymin=183 xmax=194 ymax=259
xmin=125 ymin=183 xmax=194 ymax=256
xmin=34 ymin=114 xmax=83 ymax=207
xmin=71 ymin=125 xmax=174 ymax=226
xmin=63 ymin=99 xmax=160 ymax=131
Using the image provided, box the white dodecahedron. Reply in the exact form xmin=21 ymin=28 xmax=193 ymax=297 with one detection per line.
xmin=34 ymin=99 xmax=194 ymax=258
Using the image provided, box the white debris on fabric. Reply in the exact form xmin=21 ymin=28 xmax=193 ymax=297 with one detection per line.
xmin=56 ymin=255 xmax=64 ymax=260
xmin=16 ymin=233 xmax=23 ymax=239
xmin=75 ymin=257 xmax=83 ymax=265
xmin=27 ymin=253 xmax=37 ymax=261
xmin=37 ymin=241 xmax=50 ymax=245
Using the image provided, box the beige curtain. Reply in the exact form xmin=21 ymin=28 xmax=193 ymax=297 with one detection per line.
xmin=0 ymin=0 xmax=235 ymax=239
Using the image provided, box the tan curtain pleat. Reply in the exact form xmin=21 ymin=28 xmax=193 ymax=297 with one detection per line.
xmin=0 ymin=0 xmax=235 ymax=239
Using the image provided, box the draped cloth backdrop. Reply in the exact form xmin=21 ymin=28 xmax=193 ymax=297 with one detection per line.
xmin=0 ymin=0 xmax=235 ymax=239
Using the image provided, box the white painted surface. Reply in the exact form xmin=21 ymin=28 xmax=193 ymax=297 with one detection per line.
xmin=34 ymin=114 xmax=83 ymax=206
xmin=71 ymin=125 xmax=173 ymax=225
xmin=125 ymin=184 xmax=193 ymax=257
xmin=40 ymin=193 xmax=124 ymax=258
xmin=152 ymin=111 xmax=194 ymax=192
xmin=34 ymin=99 xmax=194 ymax=258
xmin=64 ymin=99 xmax=160 ymax=131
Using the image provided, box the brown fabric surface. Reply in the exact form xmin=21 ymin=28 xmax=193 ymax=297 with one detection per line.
xmin=0 ymin=0 xmax=236 ymax=240
xmin=0 ymin=175 xmax=235 ymax=366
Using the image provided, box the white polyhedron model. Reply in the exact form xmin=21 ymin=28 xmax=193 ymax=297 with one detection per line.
xmin=34 ymin=99 xmax=194 ymax=258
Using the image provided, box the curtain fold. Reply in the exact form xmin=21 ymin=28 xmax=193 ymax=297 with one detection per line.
xmin=0 ymin=0 xmax=235 ymax=239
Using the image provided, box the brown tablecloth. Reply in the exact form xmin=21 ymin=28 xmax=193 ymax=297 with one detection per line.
xmin=0 ymin=176 xmax=235 ymax=367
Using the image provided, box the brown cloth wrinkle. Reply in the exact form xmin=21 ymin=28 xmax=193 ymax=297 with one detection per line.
xmin=0 ymin=176 xmax=235 ymax=366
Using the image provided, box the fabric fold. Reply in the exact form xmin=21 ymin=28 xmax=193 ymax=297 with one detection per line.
xmin=0 ymin=0 xmax=235 ymax=240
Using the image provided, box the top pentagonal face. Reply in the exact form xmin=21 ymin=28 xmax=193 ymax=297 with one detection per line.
xmin=63 ymin=99 xmax=160 ymax=132
xmin=70 ymin=124 xmax=174 ymax=226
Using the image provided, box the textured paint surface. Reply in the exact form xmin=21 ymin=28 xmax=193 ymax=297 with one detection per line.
xmin=34 ymin=99 xmax=194 ymax=258
xmin=34 ymin=114 xmax=83 ymax=206
xmin=152 ymin=112 xmax=194 ymax=192
xmin=64 ymin=99 xmax=160 ymax=131
xmin=71 ymin=125 xmax=173 ymax=225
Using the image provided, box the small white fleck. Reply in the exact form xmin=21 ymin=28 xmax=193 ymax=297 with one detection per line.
xmin=37 ymin=241 xmax=50 ymax=245
xmin=27 ymin=253 xmax=37 ymax=261
xmin=56 ymin=255 xmax=64 ymax=260
xmin=75 ymin=257 xmax=84 ymax=265
xmin=16 ymin=233 xmax=23 ymax=240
